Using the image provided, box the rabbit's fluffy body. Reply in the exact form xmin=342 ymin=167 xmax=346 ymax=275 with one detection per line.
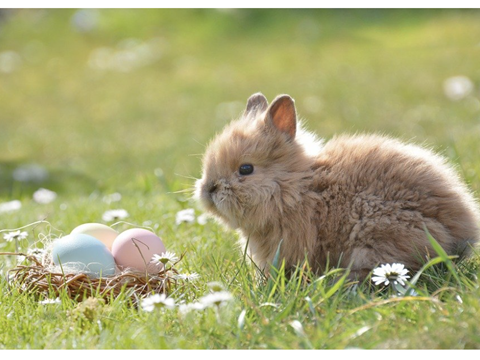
xmin=196 ymin=93 xmax=480 ymax=277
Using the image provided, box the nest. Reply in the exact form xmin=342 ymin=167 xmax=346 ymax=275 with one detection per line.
xmin=1 ymin=251 xmax=182 ymax=304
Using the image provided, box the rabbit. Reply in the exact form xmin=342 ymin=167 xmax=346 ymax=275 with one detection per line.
xmin=195 ymin=92 xmax=480 ymax=279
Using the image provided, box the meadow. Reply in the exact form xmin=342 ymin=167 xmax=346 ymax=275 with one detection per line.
xmin=1 ymin=8 xmax=480 ymax=349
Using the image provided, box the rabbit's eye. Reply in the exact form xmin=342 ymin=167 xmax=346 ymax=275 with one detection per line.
xmin=239 ymin=164 xmax=254 ymax=175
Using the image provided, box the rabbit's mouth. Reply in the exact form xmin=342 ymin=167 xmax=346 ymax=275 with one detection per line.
xmin=196 ymin=178 xmax=243 ymax=228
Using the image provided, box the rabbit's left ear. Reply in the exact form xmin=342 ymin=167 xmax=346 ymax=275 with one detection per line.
xmin=244 ymin=92 xmax=268 ymax=117
xmin=267 ymin=94 xmax=296 ymax=140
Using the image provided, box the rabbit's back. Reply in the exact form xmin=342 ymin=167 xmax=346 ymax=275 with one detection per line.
xmin=311 ymin=134 xmax=480 ymax=274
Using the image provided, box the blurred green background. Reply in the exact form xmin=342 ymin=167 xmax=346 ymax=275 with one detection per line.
xmin=1 ymin=8 xmax=480 ymax=204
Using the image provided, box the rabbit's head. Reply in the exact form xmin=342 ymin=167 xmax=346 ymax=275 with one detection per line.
xmin=196 ymin=93 xmax=321 ymax=232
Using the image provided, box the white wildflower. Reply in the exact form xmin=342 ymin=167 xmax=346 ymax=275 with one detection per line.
xmin=443 ymin=75 xmax=474 ymax=101
xmin=3 ymin=230 xmax=28 ymax=242
xmin=176 ymin=272 xmax=200 ymax=281
xmin=176 ymin=208 xmax=195 ymax=225
xmin=372 ymin=263 xmax=410 ymax=286
xmin=33 ymin=188 xmax=57 ymax=204
xmin=141 ymin=293 xmax=175 ymax=312
xmin=197 ymin=213 xmax=209 ymax=225
xmin=39 ymin=297 xmax=61 ymax=305
xmin=102 ymin=209 xmax=129 ymax=222
xmin=151 ymin=251 xmax=179 ymax=266
xmin=0 ymin=200 xmax=21 ymax=214
xmin=178 ymin=301 xmax=207 ymax=314
xmin=199 ymin=291 xmax=233 ymax=308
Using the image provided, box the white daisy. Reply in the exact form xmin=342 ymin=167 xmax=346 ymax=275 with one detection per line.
xmin=3 ymin=230 xmax=28 ymax=242
xmin=197 ymin=213 xmax=209 ymax=225
xmin=33 ymin=188 xmax=57 ymax=204
xmin=178 ymin=301 xmax=207 ymax=314
xmin=176 ymin=272 xmax=200 ymax=281
xmin=175 ymin=208 xmax=195 ymax=225
xmin=102 ymin=209 xmax=129 ymax=222
xmin=151 ymin=251 xmax=179 ymax=266
xmin=141 ymin=293 xmax=175 ymax=312
xmin=39 ymin=297 xmax=61 ymax=305
xmin=199 ymin=291 xmax=233 ymax=308
xmin=371 ymin=263 xmax=410 ymax=286
xmin=0 ymin=200 xmax=21 ymax=214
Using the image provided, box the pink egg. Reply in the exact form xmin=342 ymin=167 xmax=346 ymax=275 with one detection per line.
xmin=111 ymin=228 xmax=166 ymax=273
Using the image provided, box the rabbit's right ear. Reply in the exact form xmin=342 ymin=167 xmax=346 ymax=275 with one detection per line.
xmin=244 ymin=92 xmax=268 ymax=117
xmin=266 ymin=94 xmax=296 ymax=140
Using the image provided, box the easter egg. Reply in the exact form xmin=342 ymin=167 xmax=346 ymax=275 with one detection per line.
xmin=51 ymin=234 xmax=116 ymax=277
xmin=71 ymin=223 xmax=119 ymax=250
xmin=111 ymin=228 xmax=166 ymax=273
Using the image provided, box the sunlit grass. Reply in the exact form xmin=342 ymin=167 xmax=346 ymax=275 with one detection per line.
xmin=1 ymin=8 xmax=480 ymax=349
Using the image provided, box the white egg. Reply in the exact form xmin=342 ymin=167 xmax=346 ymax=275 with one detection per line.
xmin=71 ymin=223 xmax=119 ymax=250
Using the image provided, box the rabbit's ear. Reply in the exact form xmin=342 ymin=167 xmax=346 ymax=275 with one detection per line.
xmin=267 ymin=94 xmax=296 ymax=140
xmin=244 ymin=92 xmax=268 ymax=117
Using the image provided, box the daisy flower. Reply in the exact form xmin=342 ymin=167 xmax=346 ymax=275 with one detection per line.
xmin=33 ymin=188 xmax=57 ymax=204
xmin=141 ymin=293 xmax=175 ymax=312
xmin=175 ymin=208 xmax=195 ymax=225
xmin=151 ymin=251 xmax=179 ymax=266
xmin=176 ymin=272 xmax=200 ymax=281
xmin=371 ymin=263 xmax=410 ymax=286
xmin=0 ymin=200 xmax=21 ymax=214
xmin=3 ymin=230 xmax=28 ymax=242
xmin=178 ymin=301 xmax=207 ymax=314
xmin=197 ymin=213 xmax=209 ymax=225
xmin=199 ymin=291 xmax=233 ymax=308
xmin=39 ymin=298 xmax=61 ymax=305
xmin=102 ymin=209 xmax=129 ymax=222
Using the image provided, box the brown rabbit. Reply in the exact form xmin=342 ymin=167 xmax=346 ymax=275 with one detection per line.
xmin=195 ymin=92 xmax=480 ymax=279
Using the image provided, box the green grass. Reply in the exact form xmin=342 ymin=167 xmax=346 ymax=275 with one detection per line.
xmin=2 ymin=8 xmax=480 ymax=349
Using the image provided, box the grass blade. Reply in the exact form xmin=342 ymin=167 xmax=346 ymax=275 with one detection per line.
xmin=424 ymin=226 xmax=462 ymax=287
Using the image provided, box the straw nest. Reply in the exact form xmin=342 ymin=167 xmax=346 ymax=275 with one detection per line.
xmin=1 ymin=251 xmax=182 ymax=303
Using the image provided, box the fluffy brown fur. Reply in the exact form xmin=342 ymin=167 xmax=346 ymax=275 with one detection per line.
xmin=195 ymin=93 xmax=480 ymax=278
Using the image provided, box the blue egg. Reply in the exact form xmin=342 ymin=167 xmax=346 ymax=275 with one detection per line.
xmin=51 ymin=234 xmax=116 ymax=277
